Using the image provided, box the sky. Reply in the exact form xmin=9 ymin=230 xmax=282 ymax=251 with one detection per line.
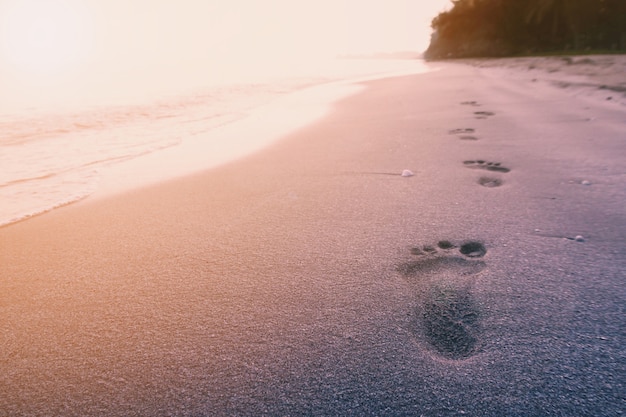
xmin=0 ymin=0 xmax=450 ymax=108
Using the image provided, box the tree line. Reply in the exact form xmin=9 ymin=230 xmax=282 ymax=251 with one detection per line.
xmin=425 ymin=0 xmax=626 ymax=59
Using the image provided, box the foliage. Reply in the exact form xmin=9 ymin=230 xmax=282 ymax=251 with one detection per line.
xmin=425 ymin=0 xmax=626 ymax=59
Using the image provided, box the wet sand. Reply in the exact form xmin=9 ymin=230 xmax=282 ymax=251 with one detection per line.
xmin=1 ymin=58 xmax=625 ymax=416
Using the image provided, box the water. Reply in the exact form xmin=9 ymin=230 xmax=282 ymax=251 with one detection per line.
xmin=0 ymin=58 xmax=430 ymax=227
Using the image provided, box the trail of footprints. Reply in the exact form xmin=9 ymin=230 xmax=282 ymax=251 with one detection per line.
xmin=449 ymin=101 xmax=511 ymax=187
xmin=460 ymin=99 xmax=497 ymax=119
xmin=400 ymin=100 xmax=507 ymax=360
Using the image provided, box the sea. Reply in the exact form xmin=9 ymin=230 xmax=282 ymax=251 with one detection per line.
xmin=0 ymin=58 xmax=430 ymax=227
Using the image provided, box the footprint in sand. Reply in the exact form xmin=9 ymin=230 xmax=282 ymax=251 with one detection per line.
xmin=463 ymin=160 xmax=511 ymax=173
xmin=474 ymin=111 xmax=495 ymax=119
xmin=460 ymin=101 xmax=480 ymax=106
xmin=449 ymin=128 xmax=475 ymax=135
xmin=398 ymin=240 xmax=487 ymax=360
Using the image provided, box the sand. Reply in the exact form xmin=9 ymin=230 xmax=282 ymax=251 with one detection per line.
xmin=1 ymin=57 xmax=625 ymax=416
xmin=456 ymin=54 xmax=626 ymax=106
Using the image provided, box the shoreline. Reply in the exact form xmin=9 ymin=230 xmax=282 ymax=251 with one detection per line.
xmin=1 ymin=59 xmax=624 ymax=415
xmin=91 ymin=63 xmax=433 ymax=200
xmin=0 ymin=61 xmax=432 ymax=228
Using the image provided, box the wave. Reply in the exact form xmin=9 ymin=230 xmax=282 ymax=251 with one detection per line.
xmin=0 ymin=59 xmax=431 ymax=227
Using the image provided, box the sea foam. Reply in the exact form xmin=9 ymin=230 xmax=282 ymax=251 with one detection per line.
xmin=0 ymin=58 xmax=430 ymax=227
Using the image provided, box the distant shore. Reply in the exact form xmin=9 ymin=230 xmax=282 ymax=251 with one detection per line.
xmin=1 ymin=57 xmax=624 ymax=415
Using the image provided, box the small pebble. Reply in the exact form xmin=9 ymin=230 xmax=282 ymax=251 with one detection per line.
xmin=575 ymin=235 xmax=585 ymax=242
xmin=581 ymin=180 xmax=591 ymax=186
xmin=401 ymin=169 xmax=414 ymax=177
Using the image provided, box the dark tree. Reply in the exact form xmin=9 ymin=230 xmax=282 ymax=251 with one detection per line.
xmin=425 ymin=0 xmax=626 ymax=59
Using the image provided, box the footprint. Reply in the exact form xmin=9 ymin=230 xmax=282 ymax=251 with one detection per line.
xmin=461 ymin=101 xmax=480 ymax=106
xmin=478 ymin=176 xmax=503 ymax=188
xmin=449 ymin=128 xmax=475 ymax=135
xmin=459 ymin=135 xmax=478 ymax=141
xmin=399 ymin=240 xmax=487 ymax=359
xmin=463 ymin=160 xmax=510 ymax=173
xmin=474 ymin=111 xmax=495 ymax=117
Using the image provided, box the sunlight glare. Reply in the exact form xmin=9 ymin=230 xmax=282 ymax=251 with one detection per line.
xmin=0 ymin=0 xmax=92 ymax=77
xmin=0 ymin=0 xmax=450 ymax=111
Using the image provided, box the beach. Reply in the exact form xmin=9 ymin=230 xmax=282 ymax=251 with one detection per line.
xmin=0 ymin=58 xmax=427 ymax=227
xmin=1 ymin=57 xmax=625 ymax=416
